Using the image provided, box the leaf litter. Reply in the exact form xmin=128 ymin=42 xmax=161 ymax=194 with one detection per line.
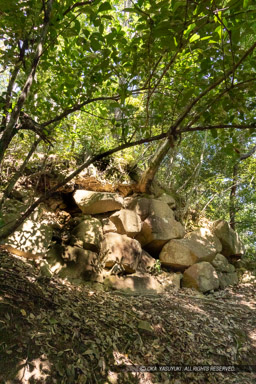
xmin=0 ymin=250 xmax=255 ymax=384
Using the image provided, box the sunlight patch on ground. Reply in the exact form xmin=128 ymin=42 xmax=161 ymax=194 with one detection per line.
xmin=110 ymin=350 xmax=154 ymax=384
xmin=248 ymin=329 xmax=256 ymax=347
xmin=16 ymin=355 xmax=51 ymax=383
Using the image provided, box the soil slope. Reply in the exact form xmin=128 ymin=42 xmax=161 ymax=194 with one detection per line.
xmin=0 ymin=249 xmax=255 ymax=384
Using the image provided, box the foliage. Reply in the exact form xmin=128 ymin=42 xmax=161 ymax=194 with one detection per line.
xmin=0 ymin=0 xmax=255 ymax=244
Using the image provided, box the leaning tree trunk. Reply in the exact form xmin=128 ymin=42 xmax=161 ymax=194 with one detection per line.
xmin=229 ymin=144 xmax=256 ymax=230
xmin=0 ymin=0 xmax=53 ymax=166
xmin=137 ymin=135 xmax=177 ymax=193
xmin=229 ymin=163 xmax=238 ymax=230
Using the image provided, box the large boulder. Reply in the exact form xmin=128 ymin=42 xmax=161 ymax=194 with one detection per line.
xmin=127 ymin=197 xmax=175 ymax=220
xmin=104 ymin=273 xmax=163 ymax=294
xmin=70 ymin=216 xmax=103 ymax=252
xmin=101 ymin=233 xmax=142 ymax=273
xmin=182 ymin=262 xmax=220 ymax=292
xmin=73 ymin=190 xmax=123 ymax=214
xmin=110 ymin=209 xmax=142 ymax=237
xmin=212 ymin=220 xmax=244 ymax=257
xmin=211 ymin=253 xmax=235 ymax=273
xmin=160 ymin=235 xmax=219 ymax=270
xmin=185 ymin=228 xmax=222 ymax=254
xmin=136 ymin=215 xmax=185 ymax=255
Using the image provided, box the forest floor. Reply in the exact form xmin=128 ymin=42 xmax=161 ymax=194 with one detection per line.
xmin=0 ymin=249 xmax=255 ymax=384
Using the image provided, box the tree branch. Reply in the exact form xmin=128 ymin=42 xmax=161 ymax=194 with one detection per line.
xmin=63 ymin=1 xmax=94 ymax=16
xmin=0 ymin=0 xmax=54 ymax=165
xmin=41 ymin=87 xmax=149 ymax=128
xmin=186 ymin=78 xmax=256 ymax=129
xmin=41 ymin=95 xmax=120 ymax=127
xmin=239 ymin=144 xmax=256 ymax=161
xmin=182 ymin=124 xmax=256 ymax=133
xmin=0 ymin=131 xmax=167 ymax=240
xmin=0 ymin=138 xmax=41 ymax=210
xmin=171 ymin=41 xmax=256 ymax=134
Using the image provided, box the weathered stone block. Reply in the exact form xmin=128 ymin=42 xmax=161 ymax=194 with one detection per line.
xmin=136 ymin=215 xmax=185 ymax=255
xmin=211 ymin=253 xmax=235 ymax=273
xmin=101 ymin=233 xmax=142 ymax=273
xmin=127 ymin=197 xmax=175 ymax=220
xmin=104 ymin=274 xmax=163 ymax=294
xmin=70 ymin=216 xmax=102 ymax=252
xmin=110 ymin=209 xmax=141 ymax=237
xmin=213 ymin=220 xmax=244 ymax=257
xmin=217 ymin=271 xmax=238 ymax=289
xmin=137 ymin=250 xmax=157 ymax=273
xmin=160 ymin=235 xmax=218 ymax=270
xmin=73 ymin=190 xmax=123 ymax=214
xmin=59 ymin=246 xmax=99 ymax=280
xmin=182 ymin=262 xmax=220 ymax=292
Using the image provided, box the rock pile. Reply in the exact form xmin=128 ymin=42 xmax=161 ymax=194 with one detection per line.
xmin=2 ymin=188 xmax=244 ymax=294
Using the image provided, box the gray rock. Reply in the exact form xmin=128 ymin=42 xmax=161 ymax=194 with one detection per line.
xmin=127 ymin=197 xmax=175 ymax=220
xmin=211 ymin=253 xmax=235 ymax=273
xmin=59 ymin=246 xmax=99 ymax=280
xmin=217 ymin=271 xmax=238 ymax=289
xmin=157 ymin=193 xmax=176 ymax=209
xmin=185 ymin=227 xmax=222 ymax=254
xmin=137 ymin=250 xmax=157 ymax=273
xmin=102 ymin=218 xmax=118 ymax=234
xmin=157 ymin=271 xmax=182 ymax=290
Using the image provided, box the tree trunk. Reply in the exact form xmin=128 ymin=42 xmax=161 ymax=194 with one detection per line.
xmin=0 ymin=138 xmax=41 ymax=210
xmin=137 ymin=135 xmax=176 ymax=193
xmin=229 ymin=144 xmax=256 ymax=230
xmin=229 ymin=163 xmax=238 ymax=230
xmin=0 ymin=0 xmax=53 ymax=166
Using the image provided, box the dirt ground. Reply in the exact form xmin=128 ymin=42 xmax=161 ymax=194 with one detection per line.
xmin=0 ymin=249 xmax=255 ymax=384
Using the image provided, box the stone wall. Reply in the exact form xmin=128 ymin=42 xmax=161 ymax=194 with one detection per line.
xmin=2 ymin=188 xmax=244 ymax=294
xmin=47 ymin=189 xmax=243 ymax=293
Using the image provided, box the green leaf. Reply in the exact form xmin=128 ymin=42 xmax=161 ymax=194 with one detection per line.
xmin=184 ymin=23 xmax=196 ymax=37
xmin=138 ymin=320 xmax=153 ymax=332
xmin=243 ymin=0 xmax=249 ymax=8
xmin=98 ymin=2 xmax=112 ymax=12
xmin=189 ymin=33 xmax=200 ymax=43
xmin=90 ymin=39 xmax=101 ymax=51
